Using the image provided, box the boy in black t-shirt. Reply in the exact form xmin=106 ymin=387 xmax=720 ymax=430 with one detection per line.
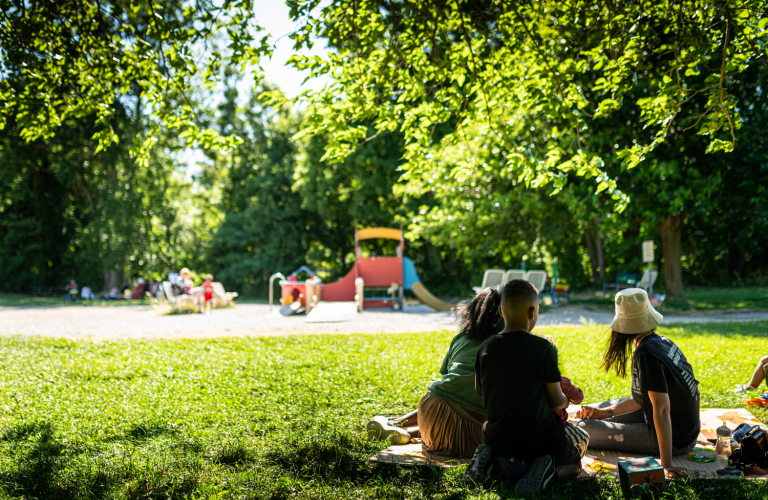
xmin=463 ymin=280 xmax=588 ymax=495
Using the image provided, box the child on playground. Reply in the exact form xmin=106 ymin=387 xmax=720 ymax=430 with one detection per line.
xmin=464 ymin=280 xmax=588 ymax=496
xmin=201 ymin=274 xmax=214 ymax=313
xmin=734 ymin=355 xmax=768 ymax=394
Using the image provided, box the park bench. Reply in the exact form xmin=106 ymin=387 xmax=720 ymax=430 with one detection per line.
xmin=31 ymin=286 xmax=64 ymax=297
xmin=550 ymin=283 xmax=571 ymax=305
xmin=602 ymin=273 xmax=639 ymax=297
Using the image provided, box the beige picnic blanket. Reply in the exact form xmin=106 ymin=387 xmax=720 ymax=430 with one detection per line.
xmin=579 ymin=407 xmax=766 ymax=478
xmin=369 ymin=407 xmax=767 ymax=478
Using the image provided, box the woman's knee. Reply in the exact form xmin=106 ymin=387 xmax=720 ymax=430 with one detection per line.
xmin=759 ymin=356 xmax=768 ymax=367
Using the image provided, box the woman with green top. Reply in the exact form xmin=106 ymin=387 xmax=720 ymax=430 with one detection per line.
xmin=367 ymin=285 xmax=504 ymax=458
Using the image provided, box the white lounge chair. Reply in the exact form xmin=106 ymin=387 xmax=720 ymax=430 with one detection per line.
xmin=503 ymin=269 xmax=526 ymax=284
xmin=525 ymin=271 xmax=548 ymax=297
xmin=162 ymin=281 xmax=195 ymax=313
xmin=212 ymin=282 xmax=238 ymax=307
xmin=472 ymin=269 xmax=506 ymax=294
xmin=637 ymin=269 xmax=659 ymax=291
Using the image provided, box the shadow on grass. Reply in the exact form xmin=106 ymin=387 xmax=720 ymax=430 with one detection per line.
xmin=265 ymin=433 xmax=447 ymax=487
xmin=0 ymin=421 xmax=79 ymax=499
xmin=125 ymin=421 xmax=178 ymax=441
xmin=212 ymin=440 xmax=252 ymax=467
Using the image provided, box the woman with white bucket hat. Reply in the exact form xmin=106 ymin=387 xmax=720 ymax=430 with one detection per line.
xmin=576 ymin=288 xmax=700 ymax=478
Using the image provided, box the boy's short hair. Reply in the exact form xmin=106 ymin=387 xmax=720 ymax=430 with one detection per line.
xmin=501 ymin=279 xmax=539 ymax=308
xmin=205 ymin=274 xmax=213 ymax=280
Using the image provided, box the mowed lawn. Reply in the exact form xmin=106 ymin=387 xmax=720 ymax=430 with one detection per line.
xmin=0 ymin=322 xmax=767 ymax=499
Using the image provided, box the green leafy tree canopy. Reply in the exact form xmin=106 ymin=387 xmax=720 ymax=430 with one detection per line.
xmin=0 ymin=0 xmax=268 ymax=156
xmin=281 ymin=0 xmax=768 ymax=208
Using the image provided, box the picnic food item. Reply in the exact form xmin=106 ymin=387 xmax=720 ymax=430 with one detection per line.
xmin=585 ymin=460 xmax=615 ymax=472
xmin=715 ymin=424 xmax=732 ymax=459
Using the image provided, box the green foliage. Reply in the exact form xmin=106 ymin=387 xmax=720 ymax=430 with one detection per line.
xmin=0 ymin=103 xmax=216 ymax=292
xmin=0 ymin=0 xmax=266 ymax=156
xmin=0 ymin=322 xmax=766 ymax=498
xmin=286 ymin=0 xmax=768 ymax=209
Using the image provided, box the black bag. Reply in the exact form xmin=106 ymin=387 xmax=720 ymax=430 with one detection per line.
xmin=730 ymin=425 xmax=768 ymax=469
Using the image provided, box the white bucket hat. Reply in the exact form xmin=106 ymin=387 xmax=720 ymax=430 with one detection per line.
xmin=610 ymin=288 xmax=663 ymax=334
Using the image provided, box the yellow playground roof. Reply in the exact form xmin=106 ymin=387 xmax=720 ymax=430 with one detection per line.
xmin=356 ymin=227 xmax=403 ymax=242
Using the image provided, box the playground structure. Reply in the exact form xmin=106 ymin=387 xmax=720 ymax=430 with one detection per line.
xmin=269 ymin=228 xmax=453 ymax=314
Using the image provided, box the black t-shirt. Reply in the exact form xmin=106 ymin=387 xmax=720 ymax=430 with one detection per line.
xmin=631 ymin=333 xmax=701 ymax=449
xmin=475 ymin=331 xmax=565 ymax=459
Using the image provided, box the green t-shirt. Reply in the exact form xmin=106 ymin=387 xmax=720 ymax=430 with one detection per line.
xmin=427 ymin=332 xmax=485 ymax=414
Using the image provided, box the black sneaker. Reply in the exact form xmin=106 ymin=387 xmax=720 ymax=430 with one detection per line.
xmin=463 ymin=443 xmax=492 ymax=484
xmin=515 ymin=454 xmax=555 ymax=496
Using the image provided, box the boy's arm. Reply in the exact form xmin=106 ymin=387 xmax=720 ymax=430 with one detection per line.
xmin=545 ymin=382 xmax=568 ymax=410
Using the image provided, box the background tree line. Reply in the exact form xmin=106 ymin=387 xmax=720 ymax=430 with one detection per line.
xmin=3 ymin=67 xmax=767 ymax=298
xmin=1 ymin=1 xmax=768 ymax=299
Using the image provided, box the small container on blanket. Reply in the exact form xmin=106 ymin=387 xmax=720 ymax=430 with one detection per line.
xmin=618 ymin=457 xmax=666 ymax=497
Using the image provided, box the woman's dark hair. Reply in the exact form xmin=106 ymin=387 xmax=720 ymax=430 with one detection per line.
xmin=602 ymin=329 xmax=658 ymax=378
xmin=601 ymin=330 xmax=635 ymax=378
xmin=455 ymin=285 xmax=503 ymax=342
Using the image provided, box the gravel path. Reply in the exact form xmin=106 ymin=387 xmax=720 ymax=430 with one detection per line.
xmin=1 ymin=303 xmax=767 ymax=340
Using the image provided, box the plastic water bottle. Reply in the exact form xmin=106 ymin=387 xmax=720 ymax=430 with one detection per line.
xmin=715 ymin=423 xmax=732 ymax=459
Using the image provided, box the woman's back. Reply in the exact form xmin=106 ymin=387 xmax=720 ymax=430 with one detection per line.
xmin=428 ymin=333 xmax=485 ymax=414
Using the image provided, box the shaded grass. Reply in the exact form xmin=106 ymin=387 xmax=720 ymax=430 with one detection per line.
xmin=572 ymin=287 xmax=768 ymax=312
xmin=0 ymin=322 xmax=766 ymax=498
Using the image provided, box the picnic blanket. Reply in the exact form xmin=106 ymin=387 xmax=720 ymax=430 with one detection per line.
xmin=369 ymin=407 xmax=768 ymax=478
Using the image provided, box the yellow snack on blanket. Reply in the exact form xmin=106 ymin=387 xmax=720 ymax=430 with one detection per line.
xmin=585 ymin=460 xmax=616 ymax=472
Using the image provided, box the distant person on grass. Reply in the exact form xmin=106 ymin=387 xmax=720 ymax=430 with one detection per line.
xmin=733 ymin=356 xmax=768 ymax=394
xmin=131 ymin=278 xmax=146 ymax=300
xmin=576 ymin=288 xmax=700 ymax=479
xmin=81 ymin=285 xmax=95 ymax=301
xmin=65 ymin=279 xmax=78 ymax=302
xmin=179 ymin=268 xmax=194 ymax=294
xmin=366 ymin=285 xmax=505 ymax=458
xmin=464 ymin=280 xmax=588 ymax=496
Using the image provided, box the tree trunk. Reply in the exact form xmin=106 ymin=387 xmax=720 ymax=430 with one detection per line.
xmin=584 ymin=232 xmax=599 ymax=285
xmin=657 ymin=213 xmax=687 ymax=298
xmin=594 ymin=219 xmax=606 ymax=283
xmin=103 ymin=268 xmax=125 ymax=296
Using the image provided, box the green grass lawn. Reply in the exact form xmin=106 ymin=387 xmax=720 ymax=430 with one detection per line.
xmin=1 ymin=322 xmax=767 ymax=499
xmin=573 ymin=287 xmax=768 ymax=313
xmin=0 ymin=293 xmax=151 ymax=308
